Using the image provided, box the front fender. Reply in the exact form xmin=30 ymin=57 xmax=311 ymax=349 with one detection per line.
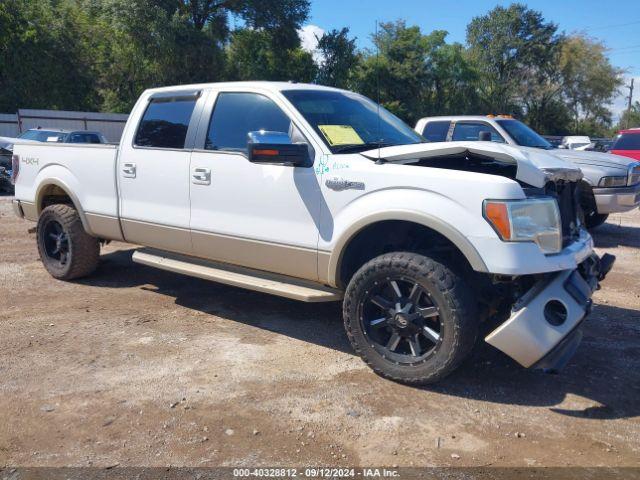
xmin=323 ymin=188 xmax=494 ymax=286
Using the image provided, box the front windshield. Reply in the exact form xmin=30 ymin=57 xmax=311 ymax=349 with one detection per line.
xmin=19 ymin=130 xmax=66 ymax=142
xmin=282 ymin=89 xmax=424 ymax=153
xmin=496 ymin=119 xmax=552 ymax=149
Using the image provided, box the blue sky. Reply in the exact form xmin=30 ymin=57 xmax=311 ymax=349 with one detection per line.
xmin=300 ymin=0 xmax=640 ymax=117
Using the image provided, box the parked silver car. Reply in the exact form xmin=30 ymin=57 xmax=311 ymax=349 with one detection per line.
xmin=415 ymin=116 xmax=640 ymax=229
xmin=0 ymin=129 xmax=108 ymax=194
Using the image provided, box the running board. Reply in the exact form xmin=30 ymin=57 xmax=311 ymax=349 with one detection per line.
xmin=132 ymin=248 xmax=343 ymax=303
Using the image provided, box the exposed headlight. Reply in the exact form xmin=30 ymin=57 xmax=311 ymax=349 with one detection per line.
xmin=628 ymin=164 xmax=640 ymax=186
xmin=599 ymin=176 xmax=627 ymax=187
xmin=483 ymin=198 xmax=562 ymax=254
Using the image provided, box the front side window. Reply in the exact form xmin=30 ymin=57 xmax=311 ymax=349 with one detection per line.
xmin=422 ymin=121 xmax=450 ymax=142
xmin=452 ymin=122 xmax=504 ymax=143
xmin=206 ymin=92 xmax=291 ymax=152
xmin=282 ymin=89 xmax=423 ymax=153
xmin=135 ymin=97 xmax=197 ymax=149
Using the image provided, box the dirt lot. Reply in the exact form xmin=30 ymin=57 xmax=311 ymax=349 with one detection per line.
xmin=1 ymin=195 xmax=639 ymax=469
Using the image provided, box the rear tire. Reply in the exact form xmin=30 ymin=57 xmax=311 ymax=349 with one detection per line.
xmin=37 ymin=204 xmax=100 ymax=280
xmin=343 ymin=252 xmax=478 ymax=385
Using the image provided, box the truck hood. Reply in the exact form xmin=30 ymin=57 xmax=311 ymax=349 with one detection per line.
xmin=548 ymin=148 xmax=634 ymax=170
xmin=360 ymin=142 xmax=581 ymax=188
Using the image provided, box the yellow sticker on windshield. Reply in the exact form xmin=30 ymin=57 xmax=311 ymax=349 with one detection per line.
xmin=318 ymin=125 xmax=364 ymax=146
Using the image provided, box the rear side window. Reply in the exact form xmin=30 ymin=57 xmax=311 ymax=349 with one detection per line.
xmin=206 ymin=92 xmax=291 ymax=152
xmin=613 ymin=133 xmax=640 ymax=150
xmin=422 ymin=121 xmax=450 ymax=142
xmin=452 ymin=122 xmax=504 ymax=142
xmin=135 ymin=98 xmax=197 ymax=149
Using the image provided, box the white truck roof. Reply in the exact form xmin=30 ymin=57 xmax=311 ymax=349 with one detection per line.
xmin=143 ymin=81 xmax=345 ymax=95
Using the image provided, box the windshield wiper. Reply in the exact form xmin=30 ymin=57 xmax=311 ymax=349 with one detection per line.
xmin=332 ymin=141 xmax=397 ymax=154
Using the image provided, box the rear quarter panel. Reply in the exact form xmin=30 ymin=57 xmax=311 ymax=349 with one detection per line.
xmin=13 ymin=142 xmax=121 ymax=238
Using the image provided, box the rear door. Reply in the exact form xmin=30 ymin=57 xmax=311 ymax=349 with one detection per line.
xmin=188 ymin=89 xmax=323 ymax=280
xmin=117 ymin=90 xmax=205 ymax=253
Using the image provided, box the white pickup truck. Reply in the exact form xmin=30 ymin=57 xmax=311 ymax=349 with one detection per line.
xmin=11 ymin=82 xmax=614 ymax=384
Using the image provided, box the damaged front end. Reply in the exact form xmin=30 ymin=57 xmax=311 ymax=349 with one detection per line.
xmin=485 ymin=253 xmax=615 ymax=371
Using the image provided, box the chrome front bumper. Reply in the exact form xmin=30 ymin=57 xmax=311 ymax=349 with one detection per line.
xmin=593 ymin=183 xmax=640 ymax=214
xmin=485 ymin=253 xmax=614 ymax=369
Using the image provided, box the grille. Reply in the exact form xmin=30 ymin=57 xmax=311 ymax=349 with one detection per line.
xmin=546 ymin=181 xmax=580 ymax=247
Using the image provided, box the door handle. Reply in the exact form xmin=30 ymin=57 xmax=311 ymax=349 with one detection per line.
xmin=192 ymin=167 xmax=211 ymax=185
xmin=122 ymin=162 xmax=136 ymax=178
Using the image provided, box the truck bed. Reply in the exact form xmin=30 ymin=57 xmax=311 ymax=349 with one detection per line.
xmin=13 ymin=142 xmax=121 ymax=239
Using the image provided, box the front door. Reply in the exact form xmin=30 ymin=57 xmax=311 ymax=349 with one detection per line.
xmin=189 ymin=90 xmax=322 ymax=280
xmin=118 ymin=91 xmax=202 ymax=253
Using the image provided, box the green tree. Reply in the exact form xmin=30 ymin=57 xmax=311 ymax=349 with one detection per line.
xmin=315 ymin=28 xmax=359 ymax=89
xmin=355 ymin=21 xmax=433 ymax=124
xmin=225 ymin=28 xmax=316 ymax=82
xmin=175 ymin=0 xmax=309 ymax=48
xmin=615 ymin=101 xmax=640 ymax=131
xmin=0 ymin=0 xmax=97 ymax=111
xmin=354 ymin=22 xmax=479 ymax=125
xmin=559 ymin=35 xmax=624 ymax=134
xmin=466 ymin=3 xmax=561 ymax=117
xmin=421 ymin=33 xmax=480 ymax=116
xmin=92 ymin=0 xmax=179 ymax=111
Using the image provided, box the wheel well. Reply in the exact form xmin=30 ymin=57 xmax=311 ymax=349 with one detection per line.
xmin=38 ymin=184 xmax=75 ymax=213
xmin=338 ymin=220 xmax=473 ymax=288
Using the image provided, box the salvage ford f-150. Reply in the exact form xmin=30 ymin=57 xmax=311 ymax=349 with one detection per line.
xmin=11 ymin=82 xmax=614 ymax=384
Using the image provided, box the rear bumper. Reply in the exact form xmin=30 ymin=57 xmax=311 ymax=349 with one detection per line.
xmin=485 ymin=253 xmax=614 ymax=369
xmin=592 ymin=183 xmax=640 ymax=214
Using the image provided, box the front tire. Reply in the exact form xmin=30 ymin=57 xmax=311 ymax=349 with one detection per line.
xmin=37 ymin=204 xmax=100 ymax=280
xmin=343 ymin=252 xmax=478 ymax=385
xmin=585 ymin=212 xmax=608 ymax=230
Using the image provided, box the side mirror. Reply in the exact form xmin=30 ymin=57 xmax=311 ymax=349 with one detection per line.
xmin=478 ymin=131 xmax=492 ymax=141
xmin=247 ymin=131 xmax=312 ymax=167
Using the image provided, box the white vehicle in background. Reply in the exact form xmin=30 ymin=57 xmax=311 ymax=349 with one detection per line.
xmin=11 ymin=82 xmax=614 ymax=384
xmin=561 ymin=136 xmax=592 ymax=151
xmin=416 ymin=116 xmax=640 ymax=229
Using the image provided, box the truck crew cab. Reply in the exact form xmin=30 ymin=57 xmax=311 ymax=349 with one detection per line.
xmin=12 ymin=82 xmax=614 ymax=384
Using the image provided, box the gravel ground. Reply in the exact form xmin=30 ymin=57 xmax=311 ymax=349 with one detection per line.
xmin=1 ymin=196 xmax=639 ymax=469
